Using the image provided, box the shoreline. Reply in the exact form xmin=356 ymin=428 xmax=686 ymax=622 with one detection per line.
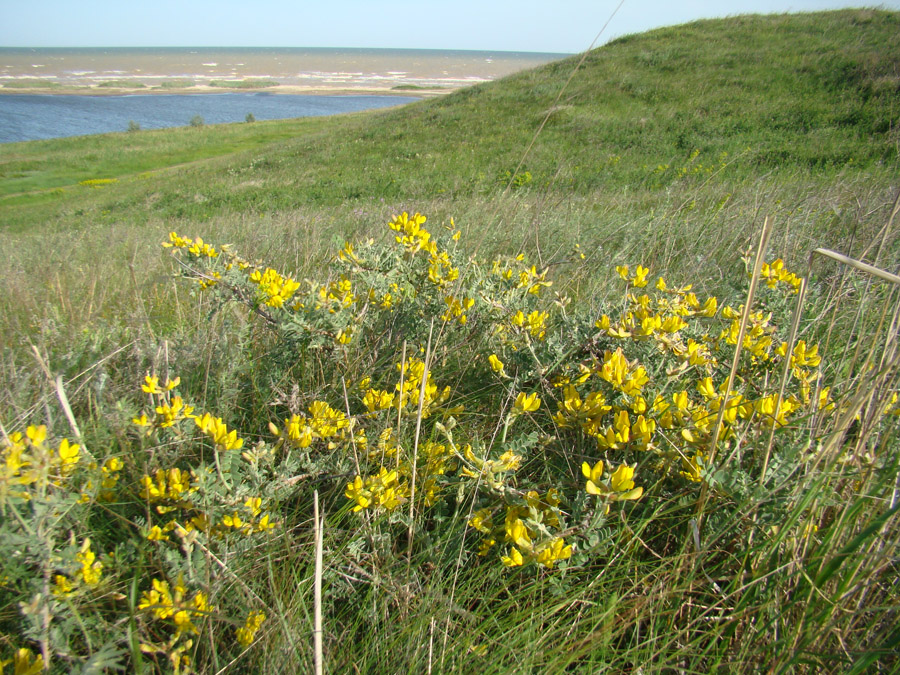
xmin=0 ymin=83 xmax=453 ymax=97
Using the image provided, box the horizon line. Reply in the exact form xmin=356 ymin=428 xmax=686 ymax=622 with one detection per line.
xmin=0 ymin=45 xmax=576 ymax=56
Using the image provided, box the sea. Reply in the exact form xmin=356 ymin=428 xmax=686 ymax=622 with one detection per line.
xmin=0 ymin=47 xmax=567 ymax=143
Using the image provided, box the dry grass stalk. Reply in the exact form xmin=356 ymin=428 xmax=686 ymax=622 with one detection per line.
xmin=314 ymin=489 xmax=324 ymax=675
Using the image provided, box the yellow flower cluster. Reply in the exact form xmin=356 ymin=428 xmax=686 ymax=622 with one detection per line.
xmin=393 ymin=358 xmax=453 ymax=418
xmin=163 ymin=231 xmax=218 ymax=258
xmin=492 ymin=256 xmax=553 ymax=296
xmin=389 ymin=211 xmax=432 ymax=254
xmin=1 ymin=425 xmax=81 ymax=499
xmin=441 ymin=295 xmax=475 ymax=325
xmin=316 ymin=275 xmax=356 ymax=312
xmin=249 ymin=267 xmax=301 ymax=308
xmin=195 ymin=412 xmax=244 ymax=451
xmin=549 ymin=260 xmax=824 ymax=494
xmin=138 ymin=574 xmax=213 ymax=637
xmin=460 ymin=445 xmax=522 ymax=490
xmin=52 ymin=538 xmax=104 ymax=596
xmin=0 ymin=648 xmax=44 ymax=674
xmin=470 ymin=491 xmax=571 ymax=569
xmin=582 ymin=460 xmax=643 ymax=513
xmin=141 ymin=468 xmax=196 ymax=511
xmin=270 ymin=400 xmax=349 ymax=451
xmin=345 ymin=467 xmax=409 ymax=512
xmin=760 ymin=258 xmax=802 ymax=291
xmin=221 ymin=497 xmax=276 ymax=534
xmin=236 ymin=610 xmax=267 ymax=648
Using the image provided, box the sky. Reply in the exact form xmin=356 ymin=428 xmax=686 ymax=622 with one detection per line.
xmin=1 ymin=1 xmax=898 ymax=53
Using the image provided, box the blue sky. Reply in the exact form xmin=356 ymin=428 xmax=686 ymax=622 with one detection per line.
xmin=1 ymin=1 xmax=898 ymax=52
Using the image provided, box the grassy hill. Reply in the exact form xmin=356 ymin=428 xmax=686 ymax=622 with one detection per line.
xmin=1 ymin=9 xmax=899 ymax=674
xmin=2 ymin=10 xmax=898 ymax=222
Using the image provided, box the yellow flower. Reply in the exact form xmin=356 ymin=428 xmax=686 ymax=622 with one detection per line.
xmin=195 ymin=413 xmax=243 ymax=451
xmin=146 ymin=525 xmax=169 ymax=541
xmin=52 ymin=574 xmax=74 ymax=596
xmin=25 ymin=425 xmax=47 ymax=447
xmin=536 ymin=537 xmax=573 ymax=569
xmin=57 ymin=438 xmax=80 ymax=473
xmin=633 ymin=265 xmax=650 ymax=287
xmin=501 ymin=547 xmax=524 ymax=567
xmin=506 ymin=518 xmax=532 ymax=550
xmin=142 ymin=375 xmax=162 ymax=394
xmin=488 ymin=354 xmax=505 ymax=374
xmin=468 ymin=508 xmax=493 ymax=534
xmin=345 ymin=475 xmax=371 ymax=512
xmin=609 ymin=464 xmax=635 ymax=492
xmin=236 ymin=610 xmax=267 ymax=648
xmin=697 ymin=377 xmax=718 ymax=400
xmin=76 ymin=538 xmax=102 ymax=586
xmin=680 ymin=453 xmax=706 ymax=482
xmin=10 ymin=648 xmax=44 ymax=675
xmin=582 ymin=460 xmax=604 ymax=495
xmin=513 ymin=391 xmax=541 ymax=416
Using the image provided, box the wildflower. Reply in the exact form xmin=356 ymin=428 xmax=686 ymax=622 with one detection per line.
xmin=335 ymin=328 xmax=353 ymax=345
xmin=147 ymin=525 xmax=170 ymax=541
xmin=25 ymin=425 xmax=47 ymax=447
xmin=389 ymin=211 xmax=431 ymax=254
xmin=582 ymin=460 xmax=605 ymax=495
xmin=6 ymin=648 xmax=44 ymax=675
xmin=633 ymin=265 xmax=650 ymax=287
xmin=513 ymin=391 xmax=541 ymax=416
xmin=488 ymin=354 xmax=505 ymax=374
xmin=506 ymin=517 xmax=532 ymax=550
xmin=195 ymin=413 xmax=243 ymax=451
xmin=76 ymin=538 xmax=102 ymax=586
xmin=249 ymin=268 xmax=300 ymax=308
xmin=536 ymin=538 xmax=573 ymax=569
xmin=155 ymin=396 xmax=194 ymax=428
xmin=469 ymin=508 xmax=493 ymax=534
xmin=697 ymin=377 xmax=718 ymax=400
xmin=583 ymin=460 xmax=643 ymax=507
xmin=57 ymin=438 xmax=80 ymax=474
xmin=53 ymin=574 xmax=74 ymax=596
xmin=501 ymin=547 xmax=524 ymax=567
xmin=526 ymin=310 xmax=549 ymax=339
xmin=680 ymin=453 xmax=706 ymax=482
xmin=142 ymin=375 xmax=162 ymax=394
xmin=237 ymin=610 xmax=266 ymax=648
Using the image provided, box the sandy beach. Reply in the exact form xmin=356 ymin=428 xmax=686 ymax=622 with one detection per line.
xmin=0 ymin=47 xmax=567 ymax=98
xmin=0 ymin=82 xmax=453 ymax=97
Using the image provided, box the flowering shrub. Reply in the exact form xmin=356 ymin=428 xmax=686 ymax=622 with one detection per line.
xmin=1 ymin=210 xmax=894 ymax=672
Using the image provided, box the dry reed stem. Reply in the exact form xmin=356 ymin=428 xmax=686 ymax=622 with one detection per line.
xmin=761 ymin=273 xmax=808 ymax=484
xmin=30 ymin=344 xmax=86 ymax=451
xmin=395 ymin=340 xmax=407 ymax=470
xmin=314 ymin=489 xmax=324 ymax=675
xmin=408 ymin=318 xmax=435 ymax=558
xmin=707 ymin=216 xmax=773 ymax=466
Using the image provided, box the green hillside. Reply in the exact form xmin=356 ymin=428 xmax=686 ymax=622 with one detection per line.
xmin=1 ymin=10 xmax=899 ymax=674
xmin=2 ymin=9 xmax=898 ymax=227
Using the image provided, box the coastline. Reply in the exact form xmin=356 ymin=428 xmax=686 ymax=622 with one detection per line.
xmin=0 ymin=83 xmax=453 ymax=97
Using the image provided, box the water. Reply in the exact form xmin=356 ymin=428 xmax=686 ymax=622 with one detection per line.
xmin=0 ymin=93 xmax=419 ymax=143
xmin=0 ymin=47 xmax=566 ymax=90
xmin=0 ymin=47 xmax=566 ymax=143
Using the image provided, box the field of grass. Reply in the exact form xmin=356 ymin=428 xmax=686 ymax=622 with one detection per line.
xmin=1 ymin=9 xmax=899 ymax=673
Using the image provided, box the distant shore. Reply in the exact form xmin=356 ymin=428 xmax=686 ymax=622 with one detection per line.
xmin=0 ymin=47 xmax=567 ymax=101
xmin=0 ymin=82 xmax=452 ymax=97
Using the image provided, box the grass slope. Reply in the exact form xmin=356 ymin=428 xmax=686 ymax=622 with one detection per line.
xmin=1 ymin=9 xmax=897 ymax=229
